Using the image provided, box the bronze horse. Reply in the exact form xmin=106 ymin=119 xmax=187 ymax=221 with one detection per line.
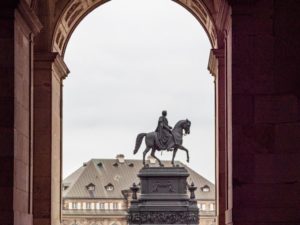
xmin=133 ymin=119 xmax=191 ymax=166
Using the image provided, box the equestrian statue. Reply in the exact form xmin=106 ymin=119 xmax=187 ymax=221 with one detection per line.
xmin=133 ymin=110 xmax=191 ymax=167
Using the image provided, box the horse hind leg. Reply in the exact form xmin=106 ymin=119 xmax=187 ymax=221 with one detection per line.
xmin=143 ymin=146 xmax=151 ymax=166
xmin=151 ymin=148 xmax=163 ymax=167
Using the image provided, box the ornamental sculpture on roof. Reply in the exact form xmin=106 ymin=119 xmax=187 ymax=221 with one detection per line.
xmin=133 ymin=110 xmax=191 ymax=167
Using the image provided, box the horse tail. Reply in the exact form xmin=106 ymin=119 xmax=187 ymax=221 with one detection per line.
xmin=133 ymin=133 xmax=146 ymax=154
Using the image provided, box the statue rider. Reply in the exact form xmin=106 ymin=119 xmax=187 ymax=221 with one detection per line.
xmin=155 ymin=110 xmax=176 ymax=150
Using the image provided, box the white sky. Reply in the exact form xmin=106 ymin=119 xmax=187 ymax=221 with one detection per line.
xmin=63 ymin=0 xmax=215 ymax=183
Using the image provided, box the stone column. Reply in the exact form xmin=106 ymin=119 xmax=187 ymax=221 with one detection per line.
xmin=208 ymin=48 xmax=227 ymax=225
xmin=33 ymin=52 xmax=69 ymax=225
xmin=0 ymin=1 xmax=41 ymax=225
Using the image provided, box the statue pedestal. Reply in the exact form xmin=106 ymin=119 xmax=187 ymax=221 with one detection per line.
xmin=128 ymin=167 xmax=199 ymax=225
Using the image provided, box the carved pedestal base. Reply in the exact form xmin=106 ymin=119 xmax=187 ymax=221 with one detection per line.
xmin=128 ymin=167 xmax=199 ymax=225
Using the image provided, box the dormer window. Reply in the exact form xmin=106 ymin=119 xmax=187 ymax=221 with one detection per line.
xmin=128 ymin=163 xmax=134 ymax=167
xmin=86 ymin=183 xmax=95 ymax=191
xmin=201 ymin=185 xmax=210 ymax=192
xmin=105 ymin=183 xmax=114 ymax=191
xmin=97 ymin=162 xmax=103 ymax=167
xmin=63 ymin=185 xmax=69 ymax=190
xmin=113 ymin=162 xmax=118 ymax=167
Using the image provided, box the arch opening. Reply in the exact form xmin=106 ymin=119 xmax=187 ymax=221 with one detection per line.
xmin=42 ymin=0 xmax=229 ymax=225
xmin=62 ymin=0 xmax=215 ymax=180
xmin=59 ymin=0 xmax=218 ymax=225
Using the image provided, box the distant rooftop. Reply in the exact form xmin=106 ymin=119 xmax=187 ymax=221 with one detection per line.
xmin=63 ymin=155 xmax=215 ymax=200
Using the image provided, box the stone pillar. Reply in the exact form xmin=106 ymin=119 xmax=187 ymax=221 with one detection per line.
xmin=0 ymin=1 xmax=41 ymax=225
xmin=33 ymin=52 xmax=69 ymax=225
xmin=208 ymin=48 xmax=227 ymax=225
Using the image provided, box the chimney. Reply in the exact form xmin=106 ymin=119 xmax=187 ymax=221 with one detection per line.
xmin=116 ymin=154 xmax=125 ymax=163
xmin=147 ymin=155 xmax=156 ymax=164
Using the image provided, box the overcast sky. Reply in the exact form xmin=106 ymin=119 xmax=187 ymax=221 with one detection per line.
xmin=63 ymin=0 xmax=215 ymax=183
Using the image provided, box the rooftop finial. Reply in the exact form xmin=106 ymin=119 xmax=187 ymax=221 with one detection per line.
xmin=116 ymin=154 xmax=125 ymax=163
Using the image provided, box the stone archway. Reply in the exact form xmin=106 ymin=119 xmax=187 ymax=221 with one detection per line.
xmin=3 ymin=1 xmax=300 ymax=225
xmin=32 ymin=1 xmax=232 ymax=225
xmin=51 ymin=0 xmax=219 ymax=56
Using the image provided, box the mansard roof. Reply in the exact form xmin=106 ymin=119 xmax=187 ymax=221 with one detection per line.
xmin=63 ymin=158 xmax=215 ymax=200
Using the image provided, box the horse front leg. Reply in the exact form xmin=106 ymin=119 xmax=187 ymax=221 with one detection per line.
xmin=178 ymin=145 xmax=189 ymax=163
xmin=171 ymin=148 xmax=178 ymax=166
xmin=143 ymin=146 xmax=151 ymax=166
xmin=151 ymin=148 xmax=164 ymax=167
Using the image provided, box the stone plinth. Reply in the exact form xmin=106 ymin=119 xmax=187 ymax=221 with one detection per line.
xmin=128 ymin=167 xmax=199 ymax=225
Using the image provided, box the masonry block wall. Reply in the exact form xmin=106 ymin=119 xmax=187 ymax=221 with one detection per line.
xmin=0 ymin=1 xmax=41 ymax=225
xmin=230 ymin=1 xmax=300 ymax=224
xmin=0 ymin=4 xmax=17 ymax=225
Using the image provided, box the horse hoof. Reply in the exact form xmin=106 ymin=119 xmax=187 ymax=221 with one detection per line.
xmin=187 ymin=159 xmax=189 ymax=163
xmin=160 ymin=164 xmax=164 ymax=167
xmin=144 ymin=164 xmax=149 ymax=168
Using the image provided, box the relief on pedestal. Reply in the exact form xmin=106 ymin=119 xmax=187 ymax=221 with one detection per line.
xmin=128 ymin=211 xmax=199 ymax=224
xmin=151 ymin=181 xmax=175 ymax=193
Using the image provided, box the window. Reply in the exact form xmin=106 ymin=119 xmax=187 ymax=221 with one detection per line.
xmin=86 ymin=202 xmax=91 ymax=209
xmin=72 ymin=202 xmax=77 ymax=209
xmin=100 ymin=203 xmax=105 ymax=209
xmin=209 ymin=203 xmax=214 ymax=211
xmin=201 ymin=203 xmax=206 ymax=211
xmin=113 ymin=202 xmax=118 ymax=210
xmin=201 ymin=185 xmax=210 ymax=192
xmin=105 ymin=183 xmax=114 ymax=191
xmin=86 ymin=183 xmax=95 ymax=191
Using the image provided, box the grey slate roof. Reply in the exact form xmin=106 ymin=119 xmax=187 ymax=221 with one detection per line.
xmin=63 ymin=159 xmax=215 ymax=200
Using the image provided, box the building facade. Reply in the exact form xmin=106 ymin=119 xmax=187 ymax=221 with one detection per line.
xmin=61 ymin=155 xmax=216 ymax=225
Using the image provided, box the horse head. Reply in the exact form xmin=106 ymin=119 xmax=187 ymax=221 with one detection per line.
xmin=174 ymin=119 xmax=191 ymax=135
xmin=182 ymin=119 xmax=191 ymax=134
